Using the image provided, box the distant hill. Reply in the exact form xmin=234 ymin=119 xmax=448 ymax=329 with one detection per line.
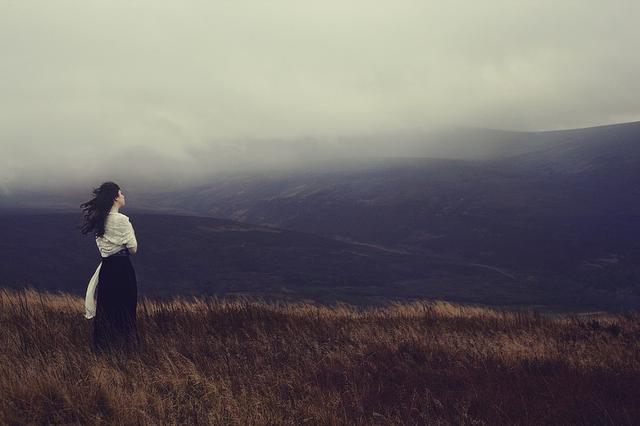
xmin=0 ymin=211 xmax=637 ymax=312
xmin=1 ymin=121 xmax=639 ymax=312
xmin=133 ymin=121 xmax=640 ymax=235
xmin=131 ymin=122 xmax=640 ymax=307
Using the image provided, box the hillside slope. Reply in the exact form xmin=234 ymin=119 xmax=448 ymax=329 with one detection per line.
xmin=1 ymin=211 xmax=638 ymax=312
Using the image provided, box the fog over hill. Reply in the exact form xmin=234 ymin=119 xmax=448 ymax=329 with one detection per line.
xmin=3 ymin=1 xmax=640 ymax=192
xmin=1 ymin=121 xmax=639 ymax=312
xmin=1 ymin=125 xmax=537 ymax=194
xmin=3 ymin=120 xmax=639 ymax=200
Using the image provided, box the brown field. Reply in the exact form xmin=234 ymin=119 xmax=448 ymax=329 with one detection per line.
xmin=1 ymin=287 xmax=639 ymax=425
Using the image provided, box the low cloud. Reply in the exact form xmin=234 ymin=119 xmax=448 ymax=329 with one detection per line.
xmin=1 ymin=1 xmax=639 ymax=190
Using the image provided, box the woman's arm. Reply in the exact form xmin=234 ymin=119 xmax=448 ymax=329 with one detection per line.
xmin=119 ymin=215 xmax=138 ymax=255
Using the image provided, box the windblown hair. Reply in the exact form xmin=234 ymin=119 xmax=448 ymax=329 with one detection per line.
xmin=80 ymin=182 xmax=120 ymax=238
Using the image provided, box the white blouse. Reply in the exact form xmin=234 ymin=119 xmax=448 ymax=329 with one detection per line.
xmin=84 ymin=212 xmax=138 ymax=319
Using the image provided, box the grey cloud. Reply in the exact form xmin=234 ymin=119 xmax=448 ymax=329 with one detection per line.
xmin=1 ymin=1 xmax=639 ymax=190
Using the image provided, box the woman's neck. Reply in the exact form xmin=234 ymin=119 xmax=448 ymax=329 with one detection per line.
xmin=109 ymin=207 xmax=119 ymax=214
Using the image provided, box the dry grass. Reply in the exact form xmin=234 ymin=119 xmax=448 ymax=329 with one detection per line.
xmin=1 ymin=287 xmax=639 ymax=425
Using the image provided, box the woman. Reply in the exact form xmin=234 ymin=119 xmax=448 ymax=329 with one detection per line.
xmin=80 ymin=182 xmax=140 ymax=354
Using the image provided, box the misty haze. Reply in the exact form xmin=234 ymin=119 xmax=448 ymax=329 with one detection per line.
xmin=1 ymin=2 xmax=640 ymax=424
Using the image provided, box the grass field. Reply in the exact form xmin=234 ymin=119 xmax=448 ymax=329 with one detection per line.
xmin=1 ymin=287 xmax=638 ymax=425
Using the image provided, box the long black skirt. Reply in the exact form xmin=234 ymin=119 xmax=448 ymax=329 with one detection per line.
xmin=92 ymin=254 xmax=140 ymax=354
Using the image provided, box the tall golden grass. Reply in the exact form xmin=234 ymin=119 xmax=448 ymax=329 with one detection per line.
xmin=1 ymin=287 xmax=638 ymax=425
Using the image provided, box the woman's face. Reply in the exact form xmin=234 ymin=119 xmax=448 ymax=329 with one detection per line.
xmin=115 ymin=189 xmax=126 ymax=207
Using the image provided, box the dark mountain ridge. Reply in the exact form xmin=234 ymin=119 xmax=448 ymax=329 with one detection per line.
xmin=2 ymin=121 xmax=639 ymax=312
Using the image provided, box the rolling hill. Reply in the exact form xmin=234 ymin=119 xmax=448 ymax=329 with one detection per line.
xmin=0 ymin=211 xmax=635 ymax=312
xmin=2 ymin=121 xmax=639 ymax=312
xmin=129 ymin=122 xmax=640 ymax=308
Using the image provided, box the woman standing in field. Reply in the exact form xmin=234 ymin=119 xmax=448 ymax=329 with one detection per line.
xmin=80 ymin=182 xmax=140 ymax=353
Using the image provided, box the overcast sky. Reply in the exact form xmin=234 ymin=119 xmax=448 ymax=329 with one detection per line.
xmin=1 ymin=1 xmax=639 ymax=191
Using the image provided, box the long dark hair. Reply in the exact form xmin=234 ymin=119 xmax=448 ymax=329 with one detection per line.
xmin=80 ymin=182 xmax=121 ymax=237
